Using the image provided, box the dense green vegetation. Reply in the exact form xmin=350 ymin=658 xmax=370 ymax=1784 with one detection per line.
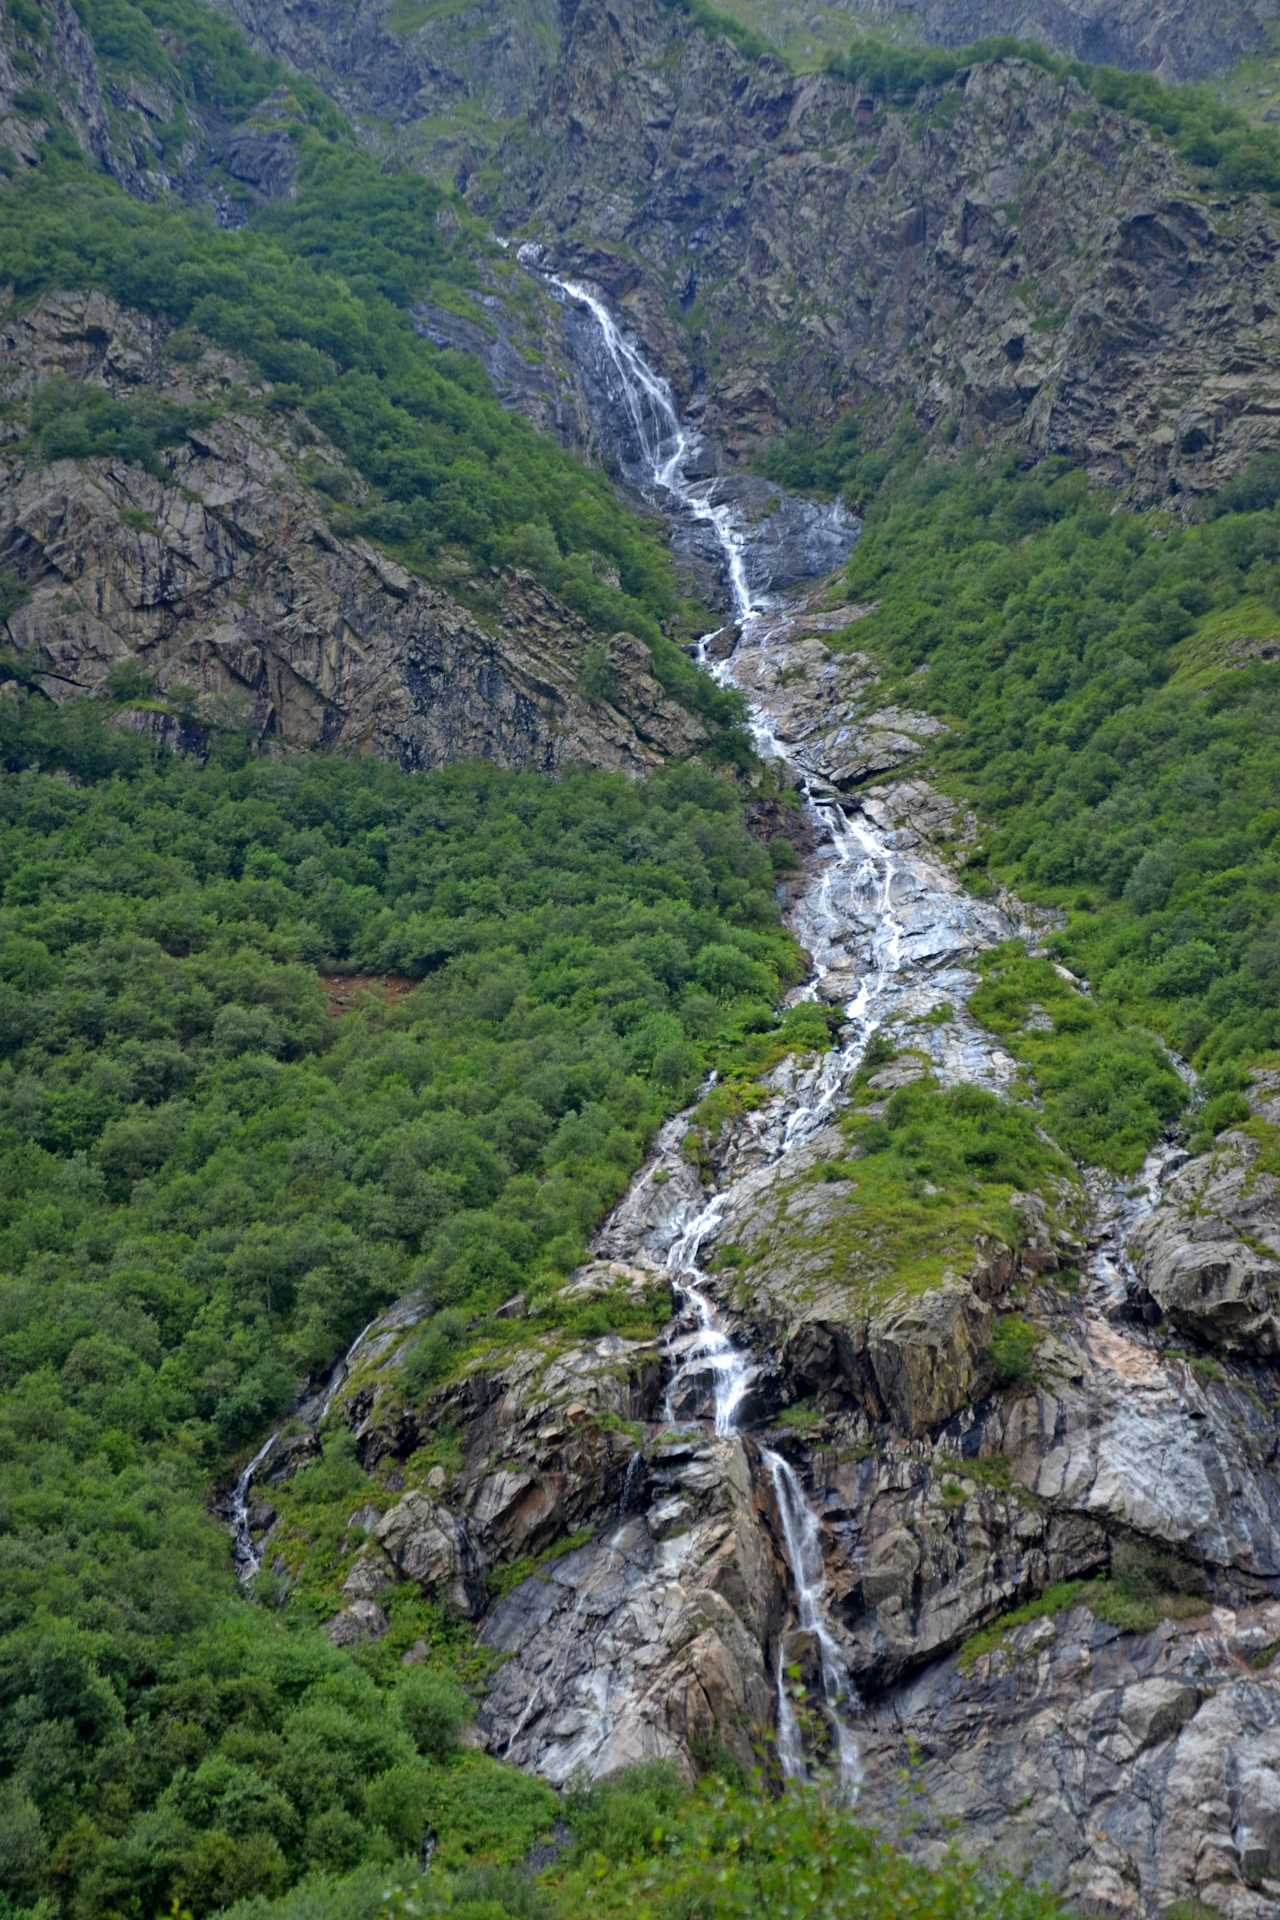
xmin=832 ymin=449 xmax=1280 ymax=1141
xmin=1 ymin=0 xmax=739 ymax=731
xmin=825 ymin=29 xmax=1280 ymax=200
xmin=538 ymin=1765 xmax=1062 ymax=1920
xmin=209 ymin=1762 xmax=1064 ymax=1920
xmin=0 ymin=693 xmax=805 ymax=1918
xmin=969 ymin=948 xmax=1186 ymax=1172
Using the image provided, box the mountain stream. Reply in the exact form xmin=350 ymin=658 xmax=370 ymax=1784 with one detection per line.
xmin=228 ymin=273 xmax=1193 ymax=1796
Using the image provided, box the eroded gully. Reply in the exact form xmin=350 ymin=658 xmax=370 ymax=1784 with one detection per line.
xmin=227 ymin=275 xmax=1188 ymax=1794
xmin=506 ymin=275 xmax=1178 ymax=1786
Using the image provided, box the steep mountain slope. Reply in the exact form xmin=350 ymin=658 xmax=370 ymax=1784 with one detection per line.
xmin=723 ymin=0 xmax=1280 ymax=84
xmin=0 ymin=0 xmax=758 ymax=763
xmin=494 ymin=0 xmax=1280 ymax=501
xmin=0 ymin=288 xmax=705 ymax=771
xmin=4 ymin=4 xmax=1280 ymax=1920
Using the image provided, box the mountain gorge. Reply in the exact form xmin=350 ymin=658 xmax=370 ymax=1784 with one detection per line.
xmin=2 ymin=3 xmax=1280 ymax=1920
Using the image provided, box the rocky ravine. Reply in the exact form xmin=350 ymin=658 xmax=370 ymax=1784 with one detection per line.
xmin=0 ymin=288 xmax=707 ymax=772
xmin=246 ymin=707 xmax=1280 ymax=1918
xmin=228 ymin=291 xmax=1280 ymax=1918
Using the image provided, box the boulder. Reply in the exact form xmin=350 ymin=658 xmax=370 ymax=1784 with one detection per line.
xmin=1132 ymin=1127 xmax=1280 ymax=1357
xmin=376 ymin=1492 xmax=483 ymax=1617
xmin=323 ymin=1598 xmax=390 ymax=1646
xmin=867 ymin=1283 xmax=994 ymax=1436
xmin=340 ymin=1552 xmax=395 ymax=1601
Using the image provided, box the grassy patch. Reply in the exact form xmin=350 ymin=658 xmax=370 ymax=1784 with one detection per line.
xmin=730 ymin=1072 xmax=1082 ymax=1313
xmin=970 ymin=946 xmax=1187 ymax=1173
xmin=958 ymin=1540 xmax=1210 ymax=1668
xmin=487 ymin=1527 xmax=596 ymax=1601
xmin=989 ymin=1314 xmax=1040 ymax=1386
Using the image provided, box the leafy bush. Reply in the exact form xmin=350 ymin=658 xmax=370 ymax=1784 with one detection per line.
xmin=31 ymin=373 xmax=211 ymax=471
xmin=396 ymin=1670 xmax=472 ymax=1762
xmin=400 ymin=1310 xmax=470 ymax=1394
xmin=550 ymin=1774 xmax=1065 ymax=1920
xmin=562 ymin=1760 xmax=687 ymax=1865
xmin=989 ymin=1314 xmax=1039 ymax=1385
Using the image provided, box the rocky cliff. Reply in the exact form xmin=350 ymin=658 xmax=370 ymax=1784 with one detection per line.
xmin=491 ymin=2 xmax=1280 ymax=501
xmin=748 ymin=0 xmax=1280 ymax=85
xmin=243 ymin=1008 xmax=1280 ymax=1917
xmin=0 ymin=288 xmax=707 ymax=771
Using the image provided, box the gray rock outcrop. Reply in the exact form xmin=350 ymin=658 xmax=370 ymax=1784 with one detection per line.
xmin=0 ymin=289 xmax=708 ymax=773
xmin=496 ymin=6 xmax=1280 ymax=501
xmin=1133 ymin=1081 xmax=1280 ymax=1357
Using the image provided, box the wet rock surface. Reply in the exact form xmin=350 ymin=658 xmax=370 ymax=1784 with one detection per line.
xmin=857 ymin=1603 xmax=1280 ymax=1919
xmin=1133 ymin=1072 xmax=1280 ymax=1358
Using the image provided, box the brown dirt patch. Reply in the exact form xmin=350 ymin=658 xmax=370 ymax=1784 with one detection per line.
xmin=319 ymin=974 xmax=420 ymax=1018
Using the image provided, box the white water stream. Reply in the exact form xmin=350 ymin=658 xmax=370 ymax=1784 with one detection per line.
xmin=226 ymin=270 xmax=1190 ymax=1791
xmin=545 ymin=272 xmax=1195 ymax=1785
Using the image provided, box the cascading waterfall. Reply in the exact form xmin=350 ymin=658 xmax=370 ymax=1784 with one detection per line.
xmin=223 ymin=271 xmax=1196 ymax=1802
xmin=228 ymin=1313 xmax=380 ymax=1582
xmin=533 ymin=265 xmax=757 ymax=617
xmin=537 ymin=271 xmax=874 ymax=1783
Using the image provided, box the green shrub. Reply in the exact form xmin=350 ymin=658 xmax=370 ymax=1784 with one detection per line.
xmin=396 ymin=1670 xmax=472 ymax=1761
xmin=553 ymin=1774 xmax=1066 ymax=1919
xmin=400 ymin=1310 xmax=470 ymax=1393
xmin=562 ymin=1760 xmax=687 ymax=1865
xmin=989 ymin=1315 xmax=1039 ymax=1386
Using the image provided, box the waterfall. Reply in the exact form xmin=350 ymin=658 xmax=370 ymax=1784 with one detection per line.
xmin=532 ymin=273 xmax=878 ymax=1783
xmin=540 ymin=269 xmax=756 ymax=621
xmin=228 ymin=1313 xmax=380 ymax=1583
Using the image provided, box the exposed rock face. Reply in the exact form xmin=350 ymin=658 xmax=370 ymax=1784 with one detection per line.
xmin=323 ymin=1596 xmax=391 ymax=1645
xmin=826 ymin=0 xmax=1278 ymax=84
xmin=376 ymin=1491 xmax=484 ymax=1616
xmin=412 ymin=294 xmax=600 ymax=459
xmin=1133 ymin=1078 xmax=1280 ymax=1357
xmin=858 ymin=1602 xmax=1280 ymax=1920
xmin=0 ymin=0 xmax=117 ymax=185
xmin=478 ymin=1433 xmax=781 ymax=1784
xmin=211 ymin=0 xmax=561 ymax=147
xmin=497 ymin=6 xmax=1280 ymax=500
xmin=0 ymin=290 xmax=707 ymax=772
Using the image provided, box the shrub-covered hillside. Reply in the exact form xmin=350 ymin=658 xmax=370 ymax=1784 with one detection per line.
xmin=821 ymin=445 xmax=1280 ymax=1139
xmin=0 ymin=694 xmax=810 ymax=1916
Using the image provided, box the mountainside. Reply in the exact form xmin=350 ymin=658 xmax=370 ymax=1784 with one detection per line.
xmin=4 ymin=4 xmax=1280 ymax=1920
xmin=494 ymin=0 xmax=1280 ymax=500
xmin=0 ymin=287 xmax=707 ymax=771
xmin=201 ymin=0 xmax=1280 ymax=501
xmin=724 ymin=0 xmax=1280 ymax=84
